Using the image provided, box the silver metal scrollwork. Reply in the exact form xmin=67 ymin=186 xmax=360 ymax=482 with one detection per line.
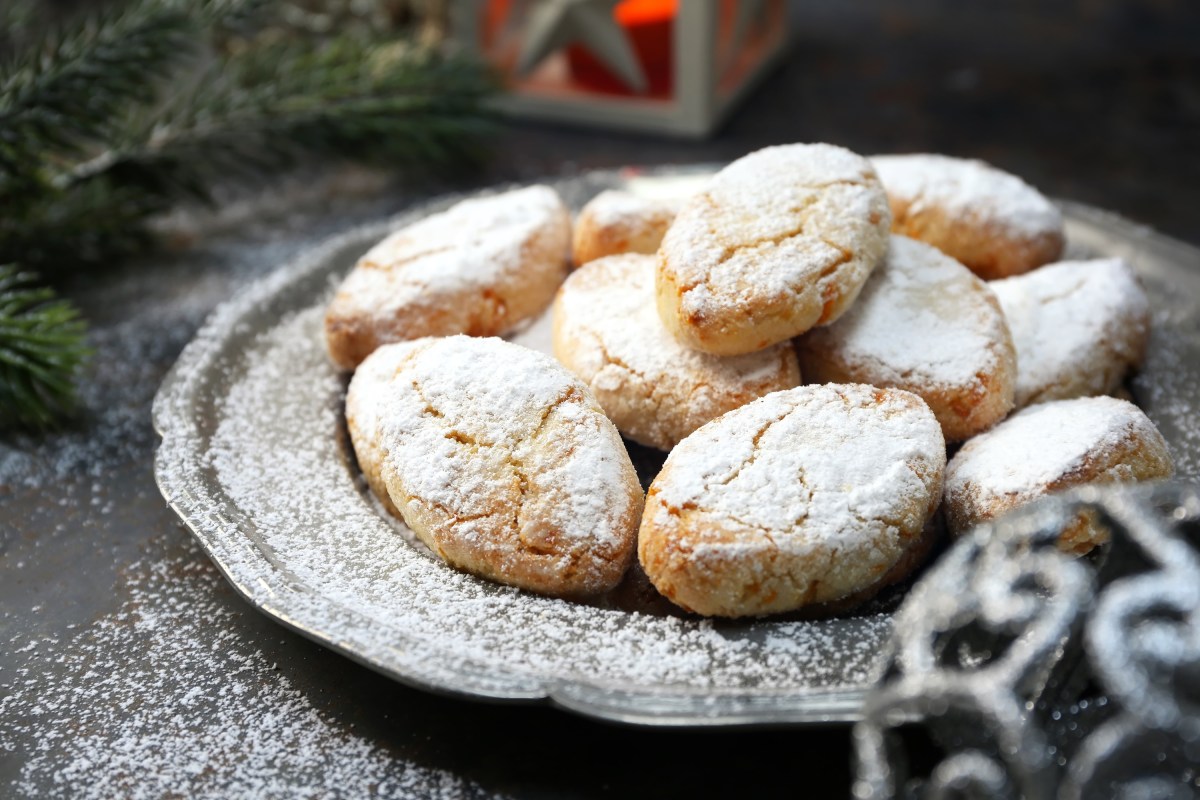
xmin=854 ymin=483 xmax=1200 ymax=800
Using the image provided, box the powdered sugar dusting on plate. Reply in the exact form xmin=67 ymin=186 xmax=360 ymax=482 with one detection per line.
xmin=0 ymin=551 xmax=496 ymax=800
xmin=145 ymin=177 xmax=1200 ymax=725
xmin=1134 ymin=308 xmax=1200 ymax=481
xmin=196 ymin=306 xmax=890 ymax=696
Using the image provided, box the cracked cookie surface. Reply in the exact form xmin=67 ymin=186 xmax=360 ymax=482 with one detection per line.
xmin=656 ymin=143 xmax=891 ymax=356
xmin=796 ymin=235 xmax=1016 ymax=442
xmin=872 ymin=154 xmax=1064 ymax=280
xmin=990 ymin=258 xmax=1150 ymax=409
xmin=552 ymin=253 xmax=801 ymax=451
xmin=325 ymin=185 xmax=571 ymax=370
xmin=943 ymin=396 xmax=1173 ymax=553
xmin=572 ymin=190 xmax=681 ymax=267
xmin=638 ymin=384 xmax=945 ymax=617
xmin=346 ymin=335 xmax=643 ymax=597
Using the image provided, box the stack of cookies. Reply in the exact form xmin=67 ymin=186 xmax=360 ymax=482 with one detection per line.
xmin=325 ymin=143 xmax=1173 ymax=618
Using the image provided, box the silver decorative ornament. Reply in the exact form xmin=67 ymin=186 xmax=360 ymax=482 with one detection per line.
xmin=854 ymin=482 xmax=1200 ymax=799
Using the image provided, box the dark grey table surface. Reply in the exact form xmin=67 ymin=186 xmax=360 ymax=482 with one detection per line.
xmin=3 ymin=4 xmax=1199 ymax=797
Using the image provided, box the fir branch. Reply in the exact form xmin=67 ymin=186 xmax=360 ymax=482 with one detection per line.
xmin=0 ymin=0 xmax=279 ymax=273
xmin=78 ymin=38 xmax=497 ymax=202
xmin=0 ymin=176 xmax=164 ymax=272
xmin=0 ymin=1 xmax=51 ymax=58
xmin=0 ymin=0 xmax=496 ymax=429
xmin=197 ymin=0 xmax=278 ymax=30
xmin=0 ymin=266 xmax=90 ymax=430
xmin=0 ymin=1 xmax=197 ymax=177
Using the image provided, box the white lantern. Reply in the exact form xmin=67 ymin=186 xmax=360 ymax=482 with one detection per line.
xmin=450 ymin=0 xmax=789 ymax=137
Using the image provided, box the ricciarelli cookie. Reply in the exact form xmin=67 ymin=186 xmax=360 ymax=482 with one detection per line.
xmin=325 ymin=185 xmax=571 ymax=370
xmin=944 ymin=396 xmax=1173 ymax=553
xmin=346 ymin=335 xmax=643 ymax=597
xmin=638 ymin=384 xmax=946 ymax=617
xmin=872 ymin=154 xmax=1064 ymax=280
xmin=657 ymin=143 xmax=891 ymax=355
xmin=572 ymin=190 xmax=680 ymax=266
xmin=552 ymin=253 xmax=801 ymax=450
xmin=796 ymin=235 xmax=1016 ymax=442
xmin=990 ymin=258 xmax=1151 ymax=408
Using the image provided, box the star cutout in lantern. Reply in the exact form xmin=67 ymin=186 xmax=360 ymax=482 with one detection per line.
xmin=516 ymin=0 xmax=649 ymax=94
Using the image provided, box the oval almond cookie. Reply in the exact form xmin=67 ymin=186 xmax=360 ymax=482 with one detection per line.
xmin=796 ymin=235 xmax=1016 ymax=442
xmin=989 ymin=258 xmax=1151 ymax=409
xmin=572 ymin=190 xmax=681 ymax=267
xmin=944 ymin=396 xmax=1173 ymax=553
xmin=871 ymin=153 xmax=1064 ymax=280
xmin=326 ymin=185 xmax=571 ymax=370
xmin=656 ymin=144 xmax=891 ymax=355
xmin=346 ymin=335 xmax=643 ymax=597
xmin=553 ymin=253 xmax=801 ymax=451
xmin=638 ymin=384 xmax=946 ymax=617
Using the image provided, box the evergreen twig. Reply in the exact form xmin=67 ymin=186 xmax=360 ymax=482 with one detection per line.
xmin=0 ymin=0 xmax=196 ymax=177
xmin=0 ymin=0 xmax=495 ymax=430
xmin=0 ymin=177 xmax=163 ymax=271
xmin=0 ymin=266 xmax=90 ymax=430
xmin=86 ymin=38 xmax=497 ymax=202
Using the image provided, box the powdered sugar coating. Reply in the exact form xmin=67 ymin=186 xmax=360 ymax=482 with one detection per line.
xmin=325 ymin=185 xmax=570 ymax=368
xmin=796 ymin=235 xmax=1016 ymax=441
xmin=193 ymin=306 xmax=892 ymax=699
xmin=578 ymin=189 xmax=681 ymax=230
xmin=552 ymin=253 xmax=800 ymax=450
xmin=640 ymin=384 xmax=946 ymax=617
xmin=944 ymin=397 xmax=1173 ymax=541
xmin=873 ymin=154 xmax=1060 ymax=236
xmin=657 ymin=144 xmax=891 ymax=355
xmin=572 ymin=191 xmax=681 ymax=266
xmin=1 ymin=553 xmax=495 ymax=800
xmin=346 ymin=335 xmax=641 ymax=596
xmin=990 ymin=258 xmax=1151 ymax=408
xmin=872 ymin=154 xmax=1064 ymax=279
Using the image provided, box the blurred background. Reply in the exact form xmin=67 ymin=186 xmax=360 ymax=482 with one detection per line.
xmin=12 ymin=0 xmax=1200 ymax=244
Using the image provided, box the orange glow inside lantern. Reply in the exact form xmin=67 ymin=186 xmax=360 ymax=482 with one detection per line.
xmin=568 ymin=0 xmax=677 ymax=98
xmin=615 ymin=0 xmax=678 ymax=26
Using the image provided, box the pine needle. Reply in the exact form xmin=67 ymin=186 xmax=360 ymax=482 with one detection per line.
xmin=0 ymin=0 xmax=196 ymax=177
xmin=0 ymin=266 xmax=90 ymax=430
xmin=85 ymin=37 xmax=498 ymax=202
xmin=0 ymin=0 xmax=496 ymax=429
xmin=0 ymin=177 xmax=164 ymax=272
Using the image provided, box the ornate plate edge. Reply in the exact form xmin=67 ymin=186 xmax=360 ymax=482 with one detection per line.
xmin=151 ymin=171 xmax=1200 ymax=728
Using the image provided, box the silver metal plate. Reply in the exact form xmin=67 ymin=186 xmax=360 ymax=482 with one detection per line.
xmin=153 ymin=168 xmax=1200 ymax=727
